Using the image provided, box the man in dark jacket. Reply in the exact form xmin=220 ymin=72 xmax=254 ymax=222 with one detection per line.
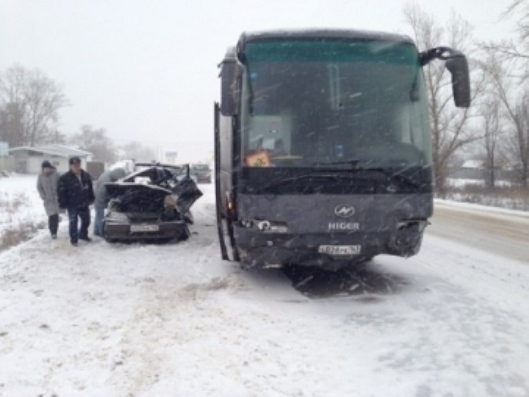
xmin=93 ymin=167 xmax=127 ymax=237
xmin=37 ymin=160 xmax=61 ymax=239
xmin=57 ymin=156 xmax=95 ymax=246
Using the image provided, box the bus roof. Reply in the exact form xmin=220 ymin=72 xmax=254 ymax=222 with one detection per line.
xmin=238 ymin=29 xmax=415 ymax=48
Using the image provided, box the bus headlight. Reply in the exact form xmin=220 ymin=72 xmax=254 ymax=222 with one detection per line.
xmin=240 ymin=219 xmax=288 ymax=233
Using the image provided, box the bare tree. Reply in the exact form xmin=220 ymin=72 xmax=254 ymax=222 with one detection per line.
xmin=503 ymin=0 xmax=529 ymax=56
xmin=479 ymin=96 xmax=503 ymax=188
xmin=481 ymin=50 xmax=529 ymax=186
xmin=119 ymin=141 xmax=157 ymax=162
xmin=0 ymin=65 xmax=68 ymax=147
xmin=403 ymin=3 xmax=484 ymax=194
xmin=0 ymin=66 xmax=28 ymax=146
xmin=510 ymin=94 xmax=529 ymax=185
xmin=0 ymin=102 xmax=25 ymax=147
xmin=24 ymin=69 xmax=69 ymax=146
xmin=70 ymin=125 xmax=117 ymax=164
xmin=481 ymin=1 xmax=529 ymax=81
xmin=47 ymin=129 xmax=67 ymax=145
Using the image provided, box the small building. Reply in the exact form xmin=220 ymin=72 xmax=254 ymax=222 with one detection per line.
xmin=8 ymin=144 xmax=93 ymax=174
xmin=0 ymin=141 xmax=15 ymax=172
xmin=461 ymin=159 xmax=484 ymax=169
xmin=0 ymin=141 xmax=8 ymax=157
xmin=448 ymin=159 xmax=486 ymax=180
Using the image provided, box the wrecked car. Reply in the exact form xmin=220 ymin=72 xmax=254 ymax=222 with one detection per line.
xmin=102 ymin=163 xmax=203 ymax=242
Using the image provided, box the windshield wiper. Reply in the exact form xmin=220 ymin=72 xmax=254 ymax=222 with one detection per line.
xmin=247 ymin=173 xmax=353 ymax=193
xmin=245 ymin=167 xmax=423 ymax=194
xmin=307 ymin=162 xmax=421 ymax=187
xmin=310 ymin=160 xmax=360 ymax=169
xmin=358 ymin=167 xmax=422 ymax=189
xmin=305 ymin=166 xmax=422 ymax=189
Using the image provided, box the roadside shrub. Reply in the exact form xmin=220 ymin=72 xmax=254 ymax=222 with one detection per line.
xmin=443 ymin=185 xmax=529 ymax=211
xmin=0 ymin=192 xmax=29 ymax=215
xmin=0 ymin=220 xmax=46 ymax=252
xmin=0 ymin=192 xmax=46 ymax=252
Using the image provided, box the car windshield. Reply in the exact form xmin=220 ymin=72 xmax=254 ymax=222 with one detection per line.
xmin=240 ymin=39 xmax=431 ymax=169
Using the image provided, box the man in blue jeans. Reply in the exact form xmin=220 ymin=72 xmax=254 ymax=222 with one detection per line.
xmin=57 ymin=157 xmax=95 ymax=246
xmin=93 ymin=167 xmax=126 ymax=237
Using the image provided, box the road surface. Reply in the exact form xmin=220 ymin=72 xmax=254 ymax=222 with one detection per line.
xmin=0 ymin=180 xmax=528 ymax=396
xmin=429 ymin=200 xmax=529 ymax=263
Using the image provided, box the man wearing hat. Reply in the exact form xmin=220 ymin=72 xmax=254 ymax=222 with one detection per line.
xmin=57 ymin=156 xmax=95 ymax=246
xmin=37 ymin=160 xmax=61 ymax=239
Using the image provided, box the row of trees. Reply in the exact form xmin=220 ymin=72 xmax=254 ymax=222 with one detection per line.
xmin=0 ymin=65 xmax=156 ymax=164
xmin=404 ymin=1 xmax=529 ymax=191
xmin=0 ymin=65 xmax=68 ymax=147
xmin=69 ymin=125 xmax=157 ymax=164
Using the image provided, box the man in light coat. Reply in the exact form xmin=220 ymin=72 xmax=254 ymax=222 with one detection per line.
xmin=37 ymin=160 xmax=61 ymax=239
xmin=93 ymin=167 xmax=127 ymax=237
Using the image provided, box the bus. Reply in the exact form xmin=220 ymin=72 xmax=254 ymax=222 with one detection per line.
xmin=214 ymin=29 xmax=470 ymax=270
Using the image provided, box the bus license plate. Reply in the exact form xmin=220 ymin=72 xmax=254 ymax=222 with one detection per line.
xmin=318 ymin=245 xmax=361 ymax=256
xmin=130 ymin=224 xmax=160 ymax=233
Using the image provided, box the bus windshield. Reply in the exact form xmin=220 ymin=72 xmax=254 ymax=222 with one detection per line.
xmin=240 ymin=39 xmax=432 ymax=169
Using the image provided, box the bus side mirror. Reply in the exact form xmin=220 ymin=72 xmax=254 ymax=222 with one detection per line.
xmin=445 ymin=54 xmax=471 ymax=108
xmin=221 ymin=58 xmax=241 ymax=116
xmin=420 ymin=47 xmax=471 ymax=108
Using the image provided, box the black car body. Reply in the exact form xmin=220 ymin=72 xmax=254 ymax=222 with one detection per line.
xmin=191 ymin=163 xmax=212 ymax=183
xmin=103 ymin=163 xmax=203 ymax=242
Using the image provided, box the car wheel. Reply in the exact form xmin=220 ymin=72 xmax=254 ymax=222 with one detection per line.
xmin=179 ymin=225 xmax=191 ymax=241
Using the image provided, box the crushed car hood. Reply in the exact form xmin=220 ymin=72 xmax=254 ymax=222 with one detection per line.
xmin=105 ymin=177 xmax=203 ymax=214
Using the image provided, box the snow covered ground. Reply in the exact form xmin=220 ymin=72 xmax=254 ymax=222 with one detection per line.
xmin=0 ymin=175 xmax=48 ymax=245
xmin=1 ymin=177 xmax=529 ymax=396
xmin=443 ymin=179 xmax=529 ymax=212
xmin=435 ymin=198 xmax=529 ymax=218
xmin=446 ymin=178 xmax=513 ymax=188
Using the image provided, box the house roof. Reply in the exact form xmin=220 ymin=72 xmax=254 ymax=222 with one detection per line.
xmin=462 ymin=159 xmax=484 ymax=169
xmin=9 ymin=144 xmax=93 ymax=158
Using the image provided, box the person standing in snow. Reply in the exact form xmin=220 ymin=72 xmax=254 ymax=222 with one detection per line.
xmin=36 ymin=160 xmax=61 ymax=239
xmin=57 ymin=156 xmax=95 ymax=246
xmin=93 ymin=167 xmax=126 ymax=237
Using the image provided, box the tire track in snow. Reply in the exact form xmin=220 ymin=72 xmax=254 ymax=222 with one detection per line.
xmin=372 ymin=237 xmax=529 ymax=396
xmin=106 ymin=270 xmax=247 ymax=394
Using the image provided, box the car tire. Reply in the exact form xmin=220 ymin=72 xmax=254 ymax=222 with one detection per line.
xmin=179 ymin=225 xmax=191 ymax=241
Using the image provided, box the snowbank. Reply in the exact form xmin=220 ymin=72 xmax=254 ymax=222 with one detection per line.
xmin=0 ymin=175 xmax=48 ymax=247
xmin=435 ymin=198 xmax=529 ymax=218
xmin=446 ymin=178 xmax=513 ymax=188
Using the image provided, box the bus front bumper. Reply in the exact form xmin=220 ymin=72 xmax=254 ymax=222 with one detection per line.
xmin=233 ymin=222 xmax=427 ymax=270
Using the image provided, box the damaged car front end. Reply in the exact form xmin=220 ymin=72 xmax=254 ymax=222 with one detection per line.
xmin=103 ymin=163 xmax=203 ymax=242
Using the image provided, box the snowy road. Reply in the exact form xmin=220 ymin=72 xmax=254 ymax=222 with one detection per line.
xmin=429 ymin=200 xmax=529 ymax=263
xmin=1 ymin=181 xmax=529 ymax=396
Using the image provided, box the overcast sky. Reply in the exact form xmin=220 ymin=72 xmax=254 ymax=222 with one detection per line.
xmin=0 ymin=0 xmax=515 ymax=162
